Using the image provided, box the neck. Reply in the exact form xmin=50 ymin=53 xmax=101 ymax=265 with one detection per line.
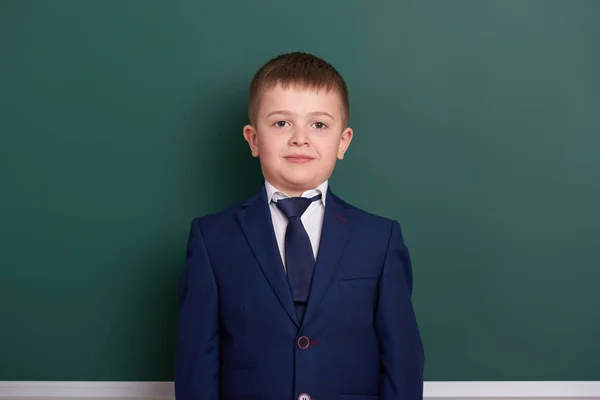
xmin=286 ymin=190 xmax=305 ymax=197
xmin=265 ymin=179 xmax=327 ymax=198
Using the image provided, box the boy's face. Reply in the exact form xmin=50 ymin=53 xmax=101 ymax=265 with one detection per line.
xmin=243 ymin=84 xmax=353 ymax=197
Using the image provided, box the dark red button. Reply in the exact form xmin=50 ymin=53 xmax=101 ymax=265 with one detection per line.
xmin=297 ymin=336 xmax=310 ymax=349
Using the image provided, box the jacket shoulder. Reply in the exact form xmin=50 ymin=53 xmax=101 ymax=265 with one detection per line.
xmin=188 ymin=189 xmax=260 ymax=231
xmin=332 ymin=191 xmax=397 ymax=228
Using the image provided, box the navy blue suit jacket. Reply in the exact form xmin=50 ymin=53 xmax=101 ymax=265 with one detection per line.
xmin=175 ymin=185 xmax=424 ymax=400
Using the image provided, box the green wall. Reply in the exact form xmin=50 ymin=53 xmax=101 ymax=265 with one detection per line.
xmin=1 ymin=0 xmax=599 ymax=381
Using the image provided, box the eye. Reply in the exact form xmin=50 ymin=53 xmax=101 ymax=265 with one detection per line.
xmin=274 ymin=121 xmax=290 ymax=128
xmin=312 ymin=122 xmax=328 ymax=129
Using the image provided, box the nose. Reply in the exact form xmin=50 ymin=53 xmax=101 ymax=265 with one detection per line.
xmin=289 ymin=127 xmax=310 ymax=146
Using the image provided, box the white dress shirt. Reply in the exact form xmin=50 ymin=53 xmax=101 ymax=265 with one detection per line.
xmin=264 ymin=179 xmax=328 ymax=271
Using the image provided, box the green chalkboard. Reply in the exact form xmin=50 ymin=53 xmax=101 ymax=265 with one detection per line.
xmin=1 ymin=0 xmax=599 ymax=381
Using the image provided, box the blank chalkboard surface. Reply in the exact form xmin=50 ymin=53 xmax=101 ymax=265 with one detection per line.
xmin=1 ymin=0 xmax=599 ymax=381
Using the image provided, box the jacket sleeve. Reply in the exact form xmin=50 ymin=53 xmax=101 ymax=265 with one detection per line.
xmin=175 ymin=218 xmax=220 ymax=400
xmin=375 ymin=220 xmax=425 ymax=399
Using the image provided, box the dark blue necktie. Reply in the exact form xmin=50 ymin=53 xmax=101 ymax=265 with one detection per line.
xmin=276 ymin=194 xmax=322 ymax=322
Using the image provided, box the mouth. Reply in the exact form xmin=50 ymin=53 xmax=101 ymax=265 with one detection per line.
xmin=284 ymin=155 xmax=315 ymax=164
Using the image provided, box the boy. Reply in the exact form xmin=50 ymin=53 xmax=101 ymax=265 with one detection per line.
xmin=175 ymin=52 xmax=424 ymax=400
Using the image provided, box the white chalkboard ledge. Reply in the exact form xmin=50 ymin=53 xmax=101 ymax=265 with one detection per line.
xmin=0 ymin=381 xmax=599 ymax=399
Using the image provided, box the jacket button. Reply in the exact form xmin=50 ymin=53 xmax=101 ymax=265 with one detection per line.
xmin=297 ymin=336 xmax=310 ymax=349
xmin=298 ymin=393 xmax=311 ymax=400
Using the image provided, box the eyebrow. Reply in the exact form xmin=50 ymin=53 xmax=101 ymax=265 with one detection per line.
xmin=266 ymin=110 xmax=335 ymax=120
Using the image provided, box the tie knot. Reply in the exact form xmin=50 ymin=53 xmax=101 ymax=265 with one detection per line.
xmin=276 ymin=194 xmax=321 ymax=219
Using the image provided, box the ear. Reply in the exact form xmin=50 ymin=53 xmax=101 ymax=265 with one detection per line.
xmin=337 ymin=127 xmax=353 ymax=160
xmin=243 ymin=124 xmax=260 ymax=157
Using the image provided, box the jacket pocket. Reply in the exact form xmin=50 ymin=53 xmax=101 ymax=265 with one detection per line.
xmin=231 ymin=359 xmax=257 ymax=370
xmin=339 ymin=277 xmax=375 ymax=285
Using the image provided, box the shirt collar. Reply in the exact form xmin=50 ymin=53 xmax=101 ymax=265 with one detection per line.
xmin=265 ymin=179 xmax=328 ymax=206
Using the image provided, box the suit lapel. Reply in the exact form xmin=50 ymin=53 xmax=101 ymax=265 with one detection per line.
xmin=302 ymin=188 xmax=350 ymax=326
xmin=236 ymin=186 xmax=300 ymax=327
